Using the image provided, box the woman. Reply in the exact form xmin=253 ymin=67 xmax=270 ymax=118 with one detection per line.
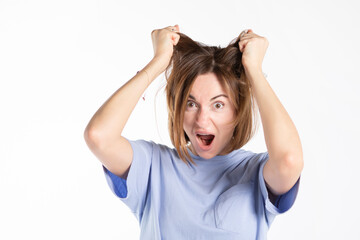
xmin=84 ymin=24 xmax=303 ymax=239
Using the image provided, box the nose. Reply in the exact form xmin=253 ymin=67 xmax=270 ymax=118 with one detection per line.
xmin=196 ymin=107 xmax=210 ymax=126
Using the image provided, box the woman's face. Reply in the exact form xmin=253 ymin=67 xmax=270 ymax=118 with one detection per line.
xmin=183 ymin=72 xmax=236 ymax=159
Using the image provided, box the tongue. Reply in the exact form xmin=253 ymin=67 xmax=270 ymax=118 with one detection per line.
xmin=199 ymin=135 xmax=214 ymax=145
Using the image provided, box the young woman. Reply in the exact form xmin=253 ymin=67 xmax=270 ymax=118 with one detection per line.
xmin=84 ymin=24 xmax=303 ymax=239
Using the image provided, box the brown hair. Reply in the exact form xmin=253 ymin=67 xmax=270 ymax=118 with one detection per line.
xmin=165 ymin=33 xmax=258 ymax=165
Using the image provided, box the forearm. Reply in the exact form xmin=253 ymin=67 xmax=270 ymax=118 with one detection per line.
xmin=245 ymin=69 xmax=303 ymax=162
xmin=84 ymin=57 xmax=166 ymax=142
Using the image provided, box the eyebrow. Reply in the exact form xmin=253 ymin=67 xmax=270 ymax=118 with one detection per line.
xmin=188 ymin=94 xmax=228 ymax=101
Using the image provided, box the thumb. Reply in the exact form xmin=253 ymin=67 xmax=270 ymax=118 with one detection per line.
xmin=238 ymin=40 xmax=247 ymax=53
xmin=171 ymin=25 xmax=180 ymax=45
xmin=172 ymin=33 xmax=180 ymax=45
xmin=175 ymin=24 xmax=180 ymax=32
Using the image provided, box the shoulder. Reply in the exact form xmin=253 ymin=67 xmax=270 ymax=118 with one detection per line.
xmin=232 ymin=148 xmax=269 ymax=166
xmin=128 ymin=139 xmax=169 ymax=150
xmin=227 ymin=148 xmax=269 ymax=182
xmin=128 ymin=139 xmax=178 ymax=159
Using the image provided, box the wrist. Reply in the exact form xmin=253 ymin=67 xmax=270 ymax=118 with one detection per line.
xmin=143 ymin=57 xmax=169 ymax=81
xmin=244 ymin=67 xmax=263 ymax=77
xmin=152 ymin=55 xmax=171 ymax=70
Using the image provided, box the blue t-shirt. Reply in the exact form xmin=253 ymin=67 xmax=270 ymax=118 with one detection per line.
xmin=103 ymin=139 xmax=300 ymax=240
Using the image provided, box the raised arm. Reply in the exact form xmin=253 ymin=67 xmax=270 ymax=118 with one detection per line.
xmin=238 ymin=29 xmax=304 ymax=195
xmin=84 ymin=25 xmax=180 ymax=179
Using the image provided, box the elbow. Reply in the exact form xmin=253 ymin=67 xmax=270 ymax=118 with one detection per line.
xmin=283 ymin=152 xmax=304 ymax=176
xmin=84 ymin=126 xmax=103 ymax=149
xmin=265 ymin=152 xmax=304 ymax=195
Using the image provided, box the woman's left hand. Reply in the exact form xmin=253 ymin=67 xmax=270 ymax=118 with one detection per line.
xmin=238 ymin=29 xmax=269 ymax=73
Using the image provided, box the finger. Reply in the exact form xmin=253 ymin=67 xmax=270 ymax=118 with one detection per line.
xmin=239 ymin=29 xmax=257 ymax=40
xmin=238 ymin=36 xmax=252 ymax=46
xmin=239 ymin=34 xmax=252 ymax=41
xmin=246 ymin=30 xmax=259 ymax=38
xmin=151 ymin=28 xmax=158 ymax=35
xmin=239 ymin=29 xmax=250 ymax=37
xmin=169 ymin=27 xmax=180 ymax=44
xmin=239 ymin=31 xmax=259 ymax=43
xmin=166 ymin=25 xmax=179 ymax=32
xmin=174 ymin=24 xmax=180 ymax=32
xmin=172 ymin=33 xmax=181 ymax=45
xmin=238 ymin=39 xmax=250 ymax=52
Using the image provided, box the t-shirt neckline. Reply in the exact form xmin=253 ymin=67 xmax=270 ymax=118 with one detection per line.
xmin=187 ymin=147 xmax=243 ymax=163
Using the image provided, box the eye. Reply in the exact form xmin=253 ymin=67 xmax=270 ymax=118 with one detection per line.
xmin=213 ymin=102 xmax=224 ymax=109
xmin=186 ymin=100 xmax=198 ymax=109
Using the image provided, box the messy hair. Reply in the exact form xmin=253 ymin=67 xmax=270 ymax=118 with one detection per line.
xmin=165 ymin=33 xmax=258 ymax=165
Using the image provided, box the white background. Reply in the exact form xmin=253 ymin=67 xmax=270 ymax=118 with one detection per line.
xmin=1 ymin=0 xmax=359 ymax=239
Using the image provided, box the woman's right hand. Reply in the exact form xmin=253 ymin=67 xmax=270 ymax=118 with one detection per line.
xmin=151 ymin=25 xmax=180 ymax=71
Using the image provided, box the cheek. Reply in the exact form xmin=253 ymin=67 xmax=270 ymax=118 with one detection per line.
xmin=218 ymin=123 xmax=235 ymax=137
xmin=183 ymin=112 xmax=194 ymax=132
xmin=214 ymin=113 xmax=235 ymax=135
xmin=224 ymin=108 xmax=236 ymax=125
xmin=215 ymin=111 xmax=235 ymax=126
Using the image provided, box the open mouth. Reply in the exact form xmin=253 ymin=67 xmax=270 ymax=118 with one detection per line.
xmin=197 ymin=134 xmax=215 ymax=146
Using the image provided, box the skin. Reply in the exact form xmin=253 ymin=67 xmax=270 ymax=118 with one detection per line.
xmin=183 ymin=72 xmax=236 ymax=159
xmin=239 ymin=29 xmax=303 ymax=195
xmin=84 ymin=25 xmax=303 ymax=196
xmin=84 ymin=25 xmax=180 ymax=179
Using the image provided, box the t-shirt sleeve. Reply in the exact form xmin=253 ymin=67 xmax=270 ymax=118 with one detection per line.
xmin=257 ymin=153 xmax=300 ymax=215
xmin=102 ymin=139 xmax=154 ymax=217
